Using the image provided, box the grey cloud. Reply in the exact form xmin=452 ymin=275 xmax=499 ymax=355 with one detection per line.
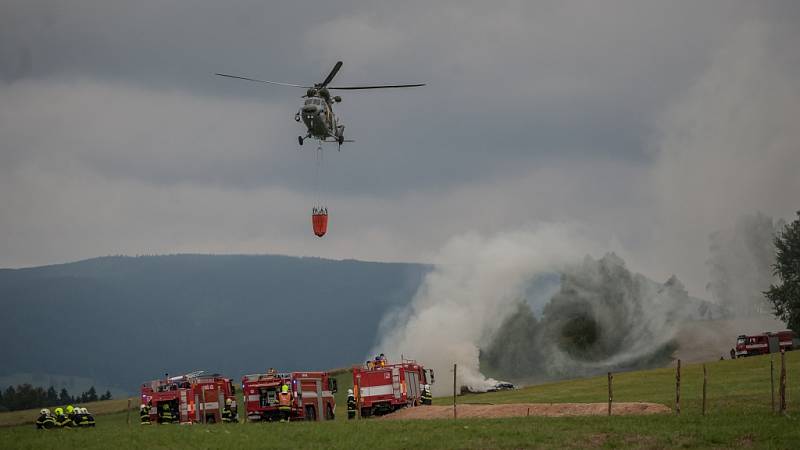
xmin=0 ymin=0 xmax=798 ymax=303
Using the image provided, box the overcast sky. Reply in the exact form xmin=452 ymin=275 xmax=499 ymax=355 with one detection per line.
xmin=1 ymin=0 xmax=798 ymax=296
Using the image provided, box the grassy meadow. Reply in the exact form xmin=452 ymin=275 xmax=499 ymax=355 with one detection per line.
xmin=0 ymin=353 xmax=798 ymax=449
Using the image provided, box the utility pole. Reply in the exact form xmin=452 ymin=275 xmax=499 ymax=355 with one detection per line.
xmin=453 ymin=363 xmax=457 ymax=420
xmin=675 ymin=359 xmax=681 ymax=415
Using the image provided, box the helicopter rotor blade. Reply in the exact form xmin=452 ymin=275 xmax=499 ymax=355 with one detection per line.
xmin=215 ymin=73 xmax=309 ymax=88
xmin=329 ymin=83 xmax=426 ymax=90
xmin=319 ymin=61 xmax=343 ymax=88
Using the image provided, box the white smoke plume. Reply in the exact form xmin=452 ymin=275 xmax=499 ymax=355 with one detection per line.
xmin=371 ymin=224 xmax=603 ymax=392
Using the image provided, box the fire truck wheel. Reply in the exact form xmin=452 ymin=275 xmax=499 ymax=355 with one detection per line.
xmin=326 ymin=405 xmax=334 ymax=420
xmin=304 ymin=405 xmax=316 ymax=421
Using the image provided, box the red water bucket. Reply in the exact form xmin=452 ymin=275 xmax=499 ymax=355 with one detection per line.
xmin=312 ymin=212 xmax=328 ymax=237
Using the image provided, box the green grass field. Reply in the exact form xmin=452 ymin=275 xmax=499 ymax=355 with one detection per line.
xmin=1 ymin=353 xmax=799 ymax=449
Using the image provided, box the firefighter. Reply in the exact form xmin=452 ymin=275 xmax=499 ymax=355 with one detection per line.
xmin=81 ymin=408 xmax=96 ymax=427
xmin=159 ymin=403 xmax=177 ymax=424
xmin=140 ymin=404 xmax=151 ymax=425
xmin=65 ymin=404 xmax=76 ymax=424
xmin=421 ymin=384 xmax=432 ymax=405
xmin=346 ymin=389 xmax=356 ymax=420
xmin=71 ymin=406 xmax=85 ymax=427
xmin=54 ymin=407 xmax=74 ymax=428
xmin=36 ymin=408 xmax=56 ymax=429
xmin=277 ymin=384 xmax=292 ymax=422
xmin=222 ymin=398 xmax=235 ymax=423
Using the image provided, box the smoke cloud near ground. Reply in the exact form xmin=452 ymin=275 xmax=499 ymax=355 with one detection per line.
xmin=707 ymin=212 xmax=784 ymax=317
xmin=373 ymin=233 xmax=715 ymax=393
xmin=372 ymin=224 xmax=603 ymax=392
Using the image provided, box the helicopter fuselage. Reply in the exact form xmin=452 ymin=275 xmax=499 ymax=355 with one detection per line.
xmin=296 ymin=96 xmax=341 ymax=141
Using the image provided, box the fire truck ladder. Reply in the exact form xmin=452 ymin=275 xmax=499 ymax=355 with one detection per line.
xmin=392 ymin=367 xmax=401 ymax=399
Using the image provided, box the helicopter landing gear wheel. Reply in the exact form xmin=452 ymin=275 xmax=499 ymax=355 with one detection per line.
xmin=298 ymin=136 xmax=304 ymax=146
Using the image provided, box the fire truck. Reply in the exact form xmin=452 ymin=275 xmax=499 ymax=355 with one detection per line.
xmin=352 ymin=359 xmax=434 ymax=417
xmin=735 ymin=330 xmax=798 ymax=357
xmin=241 ymin=370 xmax=337 ymax=422
xmin=140 ymin=371 xmax=237 ymax=424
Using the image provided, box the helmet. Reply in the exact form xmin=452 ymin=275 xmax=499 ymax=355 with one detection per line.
xmin=55 ymin=407 xmax=64 ymax=416
xmin=163 ymin=403 xmax=170 ymax=410
xmin=281 ymin=384 xmax=289 ymax=393
xmin=40 ymin=408 xmax=48 ymax=415
xmin=81 ymin=408 xmax=89 ymax=414
xmin=66 ymin=405 xmax=74 ymax=414
xmin=225 ymin=398 xmax=232 ymax=406
xmin=347 ymin=389 xmax=353 ymax=395
xmin=140 ymin=404 xmax=148 ymax=410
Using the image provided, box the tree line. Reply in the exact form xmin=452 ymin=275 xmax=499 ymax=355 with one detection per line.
xmin=0 ymin=384 xmax=112 ymax=412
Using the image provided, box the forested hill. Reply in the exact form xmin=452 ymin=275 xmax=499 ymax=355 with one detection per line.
xmin=0 ymin=255 xmax=428 ymax=394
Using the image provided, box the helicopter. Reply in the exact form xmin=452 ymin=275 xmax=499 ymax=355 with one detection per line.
xmin=216 ymin=61 xmax=425 ymax=148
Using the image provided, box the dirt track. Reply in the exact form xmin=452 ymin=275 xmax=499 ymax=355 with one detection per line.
xmin=380 ymin=402 xmax=671 ymax=420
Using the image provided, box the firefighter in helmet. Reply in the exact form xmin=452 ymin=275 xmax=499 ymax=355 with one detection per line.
xmin=159 ymin=402 xmax=177 ymax=424
xmin=222 ymin=398 xmax=235 ymax=423
xmin=421 ymin=384 xmax=432 ymax=405
xmin=346 ymin=388 xmax=357 ymax=420
xmin=36 ymin=408 xmax=56 ymax=429
xmin=53 ymin=407 xmax=74 ymax=428
xmin=140 ymin=404 xmax=151 ymax=425
xmin=277 ymin=384 xmax=292 ymax=422
xmin=82 ymin=407 xmax=96 ymax=427
xmin=71 ymin=405 xmax=85 ymax=427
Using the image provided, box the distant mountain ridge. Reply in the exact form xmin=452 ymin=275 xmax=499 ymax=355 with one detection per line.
xmin=0 ymin=254 xmax=428 ymax=394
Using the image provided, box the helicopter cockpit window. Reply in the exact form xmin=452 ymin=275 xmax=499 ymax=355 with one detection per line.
xmin=304 ymin=99 xmax=313 ymax=105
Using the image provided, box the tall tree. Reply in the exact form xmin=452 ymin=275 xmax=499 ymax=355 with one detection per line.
xmin=58 ymin=388 xmax=72 ymax=404
xmin=86 ymin=386 xmax=98 ymax=402
xmin=766 ymin=211 xmax=800 ymax=332
xmin=46 ymin=386 xmax=58 ymax=405
xmin=4 ymin=386 xmax=17 ymax=410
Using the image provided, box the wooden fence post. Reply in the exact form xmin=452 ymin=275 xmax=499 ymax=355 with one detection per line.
xmin=607 ymin=372 xmax=613 ymax=416
xmin=127 ymin=398 xmax=131 ymax=426
xmin=780 ymin=350 xmax=787 ymax=415
xmin=771 ymin=355 xmax=775 ymax=413
xmin=675 ymin=359 xmax=681 ymax=415
xmin=453 ymin=363 xmax=457 ymax=420
xmin=702 ymin=364 xmax=707 ymax=416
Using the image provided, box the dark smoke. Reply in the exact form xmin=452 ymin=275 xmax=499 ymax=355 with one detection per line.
xmin=481 ymin=253 xmax=719 ymax=383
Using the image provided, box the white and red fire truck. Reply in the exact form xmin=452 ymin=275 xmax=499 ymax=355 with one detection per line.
xmin=241 ymin=370 xmax=337 ymax=422
xmin=735 ymin=330 xmax=798 ymax=357
xmin=352 ymin=359 xmax=434 ymax=417
xmin=140 ymin=371 xmax=237 ymax=424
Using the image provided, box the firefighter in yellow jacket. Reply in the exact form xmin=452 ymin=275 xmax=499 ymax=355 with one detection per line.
xmin=277 ymin=384 xmax=292 ymax=422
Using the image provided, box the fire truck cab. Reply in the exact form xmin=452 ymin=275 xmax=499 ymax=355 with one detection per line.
xmin=242 ymin=370 xmax=337 ymax=422
xmin=352 ymin=359 xmax=434 ymax=417
xmin=140 ymin=371 xmax=237 ymax=424
xmin=735 ymin=330 xmax=798 ymax=357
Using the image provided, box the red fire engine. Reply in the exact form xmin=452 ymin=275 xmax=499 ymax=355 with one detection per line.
xmin=242 ymin=370 xmax=338 ymax=422
xmin=352 ymin=359 xmax=434 ymax=417
xmin=140 ymin=371 xmax=237 ymax=424
xmin=735 ymin=330 xmax=798 ymax=357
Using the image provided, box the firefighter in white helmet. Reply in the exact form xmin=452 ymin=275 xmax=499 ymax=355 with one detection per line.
xmin=222 ymin=398 xmax=235 ymax=423
xmin=140 ymin=403 xmax=151 ymax=425
xmin=346 ymin=389 xmax=356 ymax=420
xmin=421 ymin=384 xmax=432 ymax=405
xmin=36 ymin=408 xmax=56 ymax=429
